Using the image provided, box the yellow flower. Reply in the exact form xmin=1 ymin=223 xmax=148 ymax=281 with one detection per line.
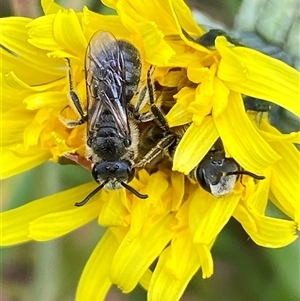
xmin=1 ymin=0 xmax=299 ymax=300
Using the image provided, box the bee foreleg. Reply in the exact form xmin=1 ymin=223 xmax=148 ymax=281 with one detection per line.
xmin=146 ymin=66 xmax=170 ymax=132
xmin=65 ymin=58 xmax=87 ymax=125
xmin=135 ymin=134 xmax=176 ymax=167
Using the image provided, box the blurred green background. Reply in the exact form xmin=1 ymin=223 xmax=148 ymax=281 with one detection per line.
xmin=1 ymin=0 xmax=299 ymax=300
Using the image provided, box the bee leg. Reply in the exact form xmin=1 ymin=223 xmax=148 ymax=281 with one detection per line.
xmin=128 ymin=85 xmax=155 ymax=122
xmin=63 ymin=58 xmax=87 ymax=126
xmin=59 ymin=106 xmax=86 ymax=128
xmin=135 ymin=134 xmax=176 ymax=167
xmin=146 ymin=66 xmax=170 ymax=132
xmin=129 ymin=66 xmax=169 ymax=126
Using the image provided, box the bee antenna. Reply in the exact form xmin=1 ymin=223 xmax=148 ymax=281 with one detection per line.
xmin=121 ymin=182 xmax=148 ymax=199
xmin=226 ymin=170 xmax=265 ymax=180
xmin=75 ymin=181 xmax=108 ymax=207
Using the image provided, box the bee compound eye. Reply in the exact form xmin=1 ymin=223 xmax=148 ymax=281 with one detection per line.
xmin=195 ymin=166 xmax=211 ymax=193
xmin=127 ymin=166 xmax=135 ymax=182
xmin=91 ymin=163 xmax=102 ymax=183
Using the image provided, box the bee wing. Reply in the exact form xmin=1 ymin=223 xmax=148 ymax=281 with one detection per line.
xmin=85 ymin=31 xmax=130 ymax=140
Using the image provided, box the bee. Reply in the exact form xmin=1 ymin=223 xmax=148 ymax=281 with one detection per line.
xmin=188 ymin=138 xmax=265 ymax=197
xmin=137 ymin=120 xmax=265 ymax=198
xmin=63 ymin=31 xmax=152 ymax=206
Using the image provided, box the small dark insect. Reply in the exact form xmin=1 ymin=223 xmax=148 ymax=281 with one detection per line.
xmin=188 ymin=138 xmax=265 ymax=197
xmin=63 ymin=31 xmax=151 ymax=206
xmin=137 ymin=119 xmax=265 ymax=197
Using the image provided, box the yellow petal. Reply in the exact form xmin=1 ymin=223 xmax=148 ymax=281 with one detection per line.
xmin=173 ymin=116 xmax=219 ymax=174
xmin=76 ymin=229 xmax=118 ymax=301
xmin=82 ymin=7 xmax=130 ymax=41
xmin=102 ymin=0 xmax=117 ymax=9
xmin=189 ymin=187 xmax=240 ymax=244
xmin=148 ymin=242 xmax=200 ymax=301
xmin=164 ymin=233 xmax=194 ymax=279
xmin=27 ymin=10 xmax=87 ymax=57
xmin=269 ymin=140 xmax=300 ymax=223
xmin=29 ymin=200 xmax=101 ymax=241
xmin=216 ymin=36 xmax=300 ymax=117
xmin=234 ymin=203 xmax=298 ymax=247
xmin=170 ymin=171 xmax=185 ymax=211
xmin=98 ymin=190 xmax=128 ymax=227
xmin=137 ymin=22 xmax=176 ymax=65
xmin=24 ymin=91 xmax=68 ymax=110
xmin=110 ymin=213 xmax=176 ymax=292
xmin=53 ymin=10 xmax=87 ymax=55
xmin=1 ymin=146 xmax=51 ymax=179
xmin=187 ymin=64 xmax=211 ymax=84
xmin=166 ymin=87 xmax=194 ymax=127
xmin=171 ymin=0 xmax=203 ymax=36
xmin=41 ymin=0 xmax=64 ymax=15
xmin=0 ymin=182 xmax=96 ymax=245
xmin=1 ymin=108 xmax=35 ymax=146
xmin=1 ymin=17 xmax=64 ymax=84
xmin=116 ymin=0 xmax=179 ymax=36
xmin=243 ymin=168 xmax=271 ymax=214
xmin=130 ymin=171 xmax=169 ymax=235
xmin=211 ymin=76 xmax=230 ymax=116
xmin=139 ymin=269 xmax=152 ymax=291
xmin=214 ymin=91 xmax=281 ymax=172
xmin=194 ymin=242 xmax=214 ymax=278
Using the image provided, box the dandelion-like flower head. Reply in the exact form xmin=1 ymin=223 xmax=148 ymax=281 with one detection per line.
xmin=1 ymin=0 xmax=299 ymax=300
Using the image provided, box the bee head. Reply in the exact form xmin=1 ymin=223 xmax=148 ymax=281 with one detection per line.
xmin=192 ymin=152 xmax=240 ymax=197
xmin=192 ymin=152 xmax=265 ymax=198
xmin=92 ymin=160 xmax=135 ymax=184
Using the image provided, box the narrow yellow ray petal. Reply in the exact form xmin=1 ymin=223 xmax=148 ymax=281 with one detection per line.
xmin=76 ymin=230 xmax=118 ymax=301
xmin=130 ymin=171 xmax=169 ymax=235
xmin=53 ymin=10 xmax=87 ymax=55
xmin=170 ymin=171 xmax=185 ymax=211
xmin=194 ymin=242 xmax=214 ymax=278
xmin=171 ymin=0 xmax=203 ymax=36
xmin=259 ymin=128 xmax=300 ymax=144
xmin=41 ymin=0 xmax=64 ymax=14
xmin=101 ymin=0 xmax=117 ymax=9
xmin=173 ymin=116 xmax=219 ymax=174
xmin=234 ymin=203 xmax=298 ymax=247
xmin=148 ymin=243 xmax=200 ymax=301
xmin=269 ymin=141 xmax=300 ymax=223
xmin=1 ymin=18 xmax=64 ymax=83
xmin=189 ymin=188 xmax=240 ymax=244
xmin=1 ymin=108 xmax=35 ymax=146
xmin=98 ymin=190 xmax=128 ymax=227
xmin=258 ymin=119 xmax=300 ymax=222
xmin=110 ymin=213 xmax=176 ymax=293
xmin=244 ymin=168 xmax=270 ymax=215
xmin=82 ymin=8 xmax=130 ymax=41
xmin=257 ymin=116 xmax=300 ymax=143
xmin=139 ymin=269 xmax=152 ymax=291
xmin=137 ymin=22 xmax=176 ymax=65
xmin=211 ymin=76 xmax=230 ymax=116
xmin=27 ymin=14 xmax=60 ymax=50
xmin=117 ymin=0 xmax=179 ymax=36
xmin=0 ymin=182 xmax=97 ymax=246
xmin=28 ymin=10 xmax=87 ymax=57
xmin=166 ymin=87 xmax=194 ymax=127
xmin=165 ymin=233 xmax=194 ymax=279
xmin=29 ymin=201 xmax=101 ymax=241
xmin=268 ymin=192 xmax=300 ymax=229
xmin=1 ymin=147 xmax=51 ymax=179
xmin=216 ymin=37 xmax=300 ymax=117
xmin=214 ymin=91 xmax=281 ymax=172
xmin=24 ymin=92 xmax=68 ymax=109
